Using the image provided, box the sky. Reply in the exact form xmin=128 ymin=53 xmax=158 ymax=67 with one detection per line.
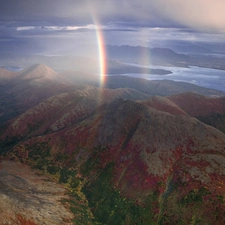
xmin=1 ymin=0 xmax=225 ymax=56
xmin=1 ymin=0 xmax=225 ymax=30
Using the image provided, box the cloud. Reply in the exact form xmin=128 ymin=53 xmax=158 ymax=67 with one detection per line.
xmin=12 ymin=24 xmax=109 ymax=38
xmin=16 ymin=26 xmax=36 ymax=31
xmin=149 ymin=0 xmax=225 ymax=31
xmin=0 ymin=1 xmax=182 ymax=27
xmin=57 ymin=0 xmax=225 ymax=31
xmin=1 ymin=0 xmax=225 ymax=32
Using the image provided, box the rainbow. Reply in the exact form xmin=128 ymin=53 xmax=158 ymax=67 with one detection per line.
xmin=93 ymin=18 xmax=107 ymax=87
xmin=88 ymin=2 xmax=107 ymax=88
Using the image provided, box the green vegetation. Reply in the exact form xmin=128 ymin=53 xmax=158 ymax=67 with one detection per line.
xmin=82 ymin=161 xmax=159 ymax=225
xmin=0 ymin=136 xmax=20 ymax=154
xmin=217 ymin=194 xmax=225 ymax=204
xmin=15 ymin=142 xmax=94 ymax=224
xmin=180 ymin=187 xmax=210 ymax=207
xmin=197 ymin=113 xmax=225 ymax=133
xmin=27 ymin=122 xmax=42 ymax=133
xmin=80 ymin=147 xmax=102 ymax=176
xmin=25 ymin=142 xmax=51 ymax=170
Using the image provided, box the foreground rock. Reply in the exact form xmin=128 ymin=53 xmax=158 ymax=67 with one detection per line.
xmin=0 ymin=160 xmax=74 ymax=225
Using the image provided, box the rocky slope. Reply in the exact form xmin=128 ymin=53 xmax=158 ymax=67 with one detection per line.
xmin=0 ymin=160 xmax=74 ymax=225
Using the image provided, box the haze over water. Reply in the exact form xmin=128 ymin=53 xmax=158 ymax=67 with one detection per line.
xmin=122 ymin=64 xmax=225 ymax=92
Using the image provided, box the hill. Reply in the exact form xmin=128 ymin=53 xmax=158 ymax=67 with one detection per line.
xmin=168 ymin=92 xmax=225 ymax=133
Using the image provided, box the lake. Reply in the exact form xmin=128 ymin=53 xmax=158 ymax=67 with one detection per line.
xmin=122 ymin=64 xmax=225 ymax=92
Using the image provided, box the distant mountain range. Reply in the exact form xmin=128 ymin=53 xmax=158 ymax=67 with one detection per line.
xmin=0 ymin=52 xmax=172 ymax=75
xmin=1 ymin=64 xmax=225 ymax=224
xmin=1 ymin=45 xmax=225 ymax=73
xmin=106 ymin=45 xmax=225 ymax=70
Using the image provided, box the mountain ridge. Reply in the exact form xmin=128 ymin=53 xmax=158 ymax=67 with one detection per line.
xmin=14 ymin=63 xmax=60 ymax=85
xmin=0 ymin=68 xmax=18 ymax=84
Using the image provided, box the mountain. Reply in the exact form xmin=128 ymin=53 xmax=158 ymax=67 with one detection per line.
xmin=0 ymin=65 xmax=74 ymax=123
xmin=1 ymin=64 xmax=225 ymax=224
xmin=1 ymin=96 xmax=225 ymax=224
xmin=2 ymin=46 xmax=225 ymax=71
xmin=1 ymin=64 xmax=224 ymax=124
xmin=160 ymin=41 xmax=215 ymax=54
xmin=15 ymin=63 xmax=59 ymax=83
xmin=106 ymin=45 xmax=190 ymax=66
xmin=1 ymin=85 xmax=151 ymax=143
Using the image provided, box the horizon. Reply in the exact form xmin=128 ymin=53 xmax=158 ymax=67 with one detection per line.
xmin=1 ymin=1 xmax=225 ymax=56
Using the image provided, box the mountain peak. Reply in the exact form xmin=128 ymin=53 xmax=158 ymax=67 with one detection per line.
xmin=18 ymin=64 xmax=58 ymax=82
xmin=139 ymin=96 xmax=188 ymax=115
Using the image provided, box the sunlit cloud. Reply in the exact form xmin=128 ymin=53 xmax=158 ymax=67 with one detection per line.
xmin=16 ymin=26 xmax=36 ymax=31
xmin=15 ymin=24 xmax=107 ymax=33
xmin=41 ymin=24 xmax=106 ymax=31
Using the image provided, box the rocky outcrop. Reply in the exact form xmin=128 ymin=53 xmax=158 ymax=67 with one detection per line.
xmin=0 ymin=160 xmax=74 ymax=225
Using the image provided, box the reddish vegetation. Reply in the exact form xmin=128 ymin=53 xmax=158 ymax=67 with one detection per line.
xmin=168 ymin=92 xmax=225 ymax=116
xmin=16 ymin=215 xmax=37 ymax=225
xmin=11 ymin=96 xmax=225 ymax=194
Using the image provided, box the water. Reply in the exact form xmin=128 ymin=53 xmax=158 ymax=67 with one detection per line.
xmin=2 ymin=66 xmax=24 ymax=72
xmin=122 ymin=64 xmax=225 ymax=92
